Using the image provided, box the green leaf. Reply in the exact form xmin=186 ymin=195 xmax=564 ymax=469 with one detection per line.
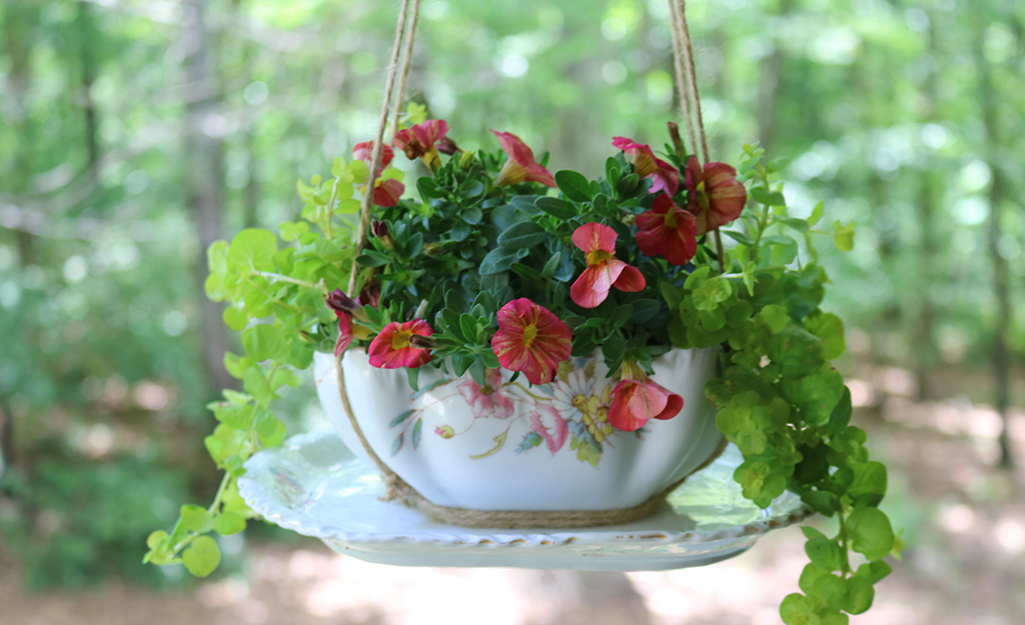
xmin=182 ymin=536 xmax=221 ymax=578
xmin=779 ymin=593 xmax=816 ymax=625
xmin=779 ymin=365 xmax=844 ymax=425
xmin=846 ymin=507 xmax=895 ymax=561
xmin=555 ymin=170 xmax=593 ymax=202
xmin=535 ymin=196 xmax=578 ymax=220
xmin=759 ymin=304 xmax=789 ymax=333
xmin=848 ymin=461 xmax=887 ymax=507
xmin=180 ymin=504 xmax=214 ymax=533
xmin=769 ymin=327 xmax=827 ymax=378
xmin=213 ymin=512 xmax=247 ymax=536
xmin=811 ymin=573 xmax=848 ymax=610
xmin=798 ymin=563 xmax=829 ymax=595
xmin=242 ymin=368 xmax=274 ymax=405
xmin=808 ymin=201 xmax=825 ymax=227
xmin=459 ymin=313 xmax=479 ymax=342
xmin=541 ymin=252 xmax=563 ymax=278
xmin=854 ymin=561 xmax=892 ymax=584
xmin=805 ymin=312 xmax=846 ymax=360
xmin=228 ymin=229 xmax=278 ymax=271
xmin=805 ymin=537 xmax=844 ymax=572
xmin=844 ymin=575 xmax=875 ymax=614
xmin=479 ymin=248 xmax=522 ymax=275
xmin=751 ymin=187 xmax=786 ymax=206
xmin=833 ymin=220 xmax=855 ymax=251
xmin=242 ymin=324 xmax=289 ymax=362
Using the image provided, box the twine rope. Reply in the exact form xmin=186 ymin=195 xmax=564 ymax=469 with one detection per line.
xmin=335 ymin=0 xmax=726 ymax=528
xmin=347 ymin=0 xmax=422 ymax=296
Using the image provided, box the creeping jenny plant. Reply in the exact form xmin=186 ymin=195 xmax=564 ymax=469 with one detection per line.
xmin=146 ymin=105 xmax=898 ymax=625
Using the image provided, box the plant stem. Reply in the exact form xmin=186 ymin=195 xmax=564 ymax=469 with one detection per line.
xmin=253 ymin=271 xmax=319 ymax=289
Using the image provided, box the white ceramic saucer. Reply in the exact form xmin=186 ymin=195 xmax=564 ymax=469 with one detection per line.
xmin=238 ymin=429 xmax=811 ymax=571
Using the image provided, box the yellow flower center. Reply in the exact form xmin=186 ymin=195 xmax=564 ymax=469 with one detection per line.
xmin=572 ymin=394 xmax=588 ymax=408
xmin=391 ymin=329 xmax=413 ymax=350
xmin=522 ymin=324 xmax=539 ymax=348
xmin=586 ymin=249 xmax=614 ymax=266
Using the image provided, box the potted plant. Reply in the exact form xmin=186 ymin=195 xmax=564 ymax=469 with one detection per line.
xmin=145 ymin=106 xmax=898 ymax=624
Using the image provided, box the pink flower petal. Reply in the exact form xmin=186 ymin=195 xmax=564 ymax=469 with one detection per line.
xmin=571 ymin=222 xmax=618 ymax=254
xmin=372 ymin=179 xmax=404 ymax=207
xmin=612 ymin=263 xmax=646 ymax=292
xmin=570 ymin=264 xmax=618 ymax=309
xmin=352 ymin=141 xmax=394 ymax=168
xmin=490 ymin=129 xmax=556 ymax=187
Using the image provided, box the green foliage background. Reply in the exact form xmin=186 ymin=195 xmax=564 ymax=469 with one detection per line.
xmin=0 ymin=0 xmax=1022 ymax=587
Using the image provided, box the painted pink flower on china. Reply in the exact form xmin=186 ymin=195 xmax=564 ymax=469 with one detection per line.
xmin=393 ymin=119 xmax=448 ymax=167
xmin=368 ymin=319 xmax=434 ymax=369
xmin=636 ymin=193 xmax=698 ymax=266
xmin=684 ymin=156 xmax=747 ymax=235
xmin=569 ymin=222 xmax=646 ymax=309
xmin=458 ymin=368 xmax=516 ymax=420
xmin=530 ymin=404 xmax=569 ymax=454
xmin=612 ymin=136 xmax=680 ymax=196
xmin=491 ymin=298 xmax=572 ymax=385
xmin=490 ymin=130 xmax=556 ymax=187
xmin=607 ymin=375 xmax=683 ymax=432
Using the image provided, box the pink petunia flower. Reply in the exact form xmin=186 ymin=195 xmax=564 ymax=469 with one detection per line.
xmin=457 ymin=368 xmax=516 ymax=420
xmin=393 ymin=119 xmax=448 ymax=168
xmin=607 ymin=374 xmax=683 ymax=432
xmin=490 ymin=130 xmax=556 ymax=187
xmin=569 ymin=223 xmax=646 ymax=309
xmin=636 ymin=193 xmax=698 ymax=266
xmin=368 ymin=319 xmax=434 ymax=369
xmin=612 ymin=137 xmax=680 ymax=196
xmin=530 ymin=404 xmax=569 ymax=454
xmin=491 ymin=298 xmax=572 ymax=385
xmin=684 ymin=156 xmax=747 ymax=235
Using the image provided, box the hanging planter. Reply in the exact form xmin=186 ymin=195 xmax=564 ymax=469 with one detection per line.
xmin=146 ymin=0 xmax=898 ymax=622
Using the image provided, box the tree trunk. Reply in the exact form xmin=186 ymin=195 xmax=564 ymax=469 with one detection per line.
xmin=184 ymin=0 xmax=234 ymax=394
xmin=974 ymin=19 xmax=1014 ymax=469
xmin=913 ymin=12 xmax=942 ymax=401
xmin=76 ymin=0 xmax=101 ymax=181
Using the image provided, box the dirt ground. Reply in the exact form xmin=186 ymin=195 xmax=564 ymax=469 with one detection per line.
xmin=3 ymin=377 xmax=1025 ymax=625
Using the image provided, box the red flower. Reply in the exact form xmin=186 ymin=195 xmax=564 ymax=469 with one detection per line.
xmin=569 ymin=223 xmax=646 ymax=309
xmin=612 ymin=137 xmax=680 ymax=196
xmin=684 ymin=156 xmax=747 ymax=235
xmin=352 ymin=141 xmax=394 ymax=168
xmin=352 ymin=142 xmax=405 ymax=207
xmin=491 ymin=298 xmax=572 ymax=385
xmin=326 ymin=288 xmax=376 ymax=357
xmin=368 ymin=320 xmax=434 ymax=369
xmin=372 ymin=178 xmax=404 ymax=207
xmin=490 ymin=130 xmax=556 ymax=187
xmin=607 ymin=375 xmax=683 ymax=432
xmin=393 ymin=119 xmax=448 ymax=167
xmin=636 ymin=193 xmax=698 ymax=266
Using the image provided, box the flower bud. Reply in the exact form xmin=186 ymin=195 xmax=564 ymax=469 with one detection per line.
xmin=371 ymin=220 xmax=395 ymax=250
xmin=437 ymin=136 xmax=460 ymax=156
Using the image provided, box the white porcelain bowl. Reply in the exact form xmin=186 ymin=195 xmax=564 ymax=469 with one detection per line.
xmin=313 ymin=348 xmax=723 ymax=512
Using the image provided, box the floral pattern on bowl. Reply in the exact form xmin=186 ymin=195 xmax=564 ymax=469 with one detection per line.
xmin=313 ymin=347 xmax=723 ymax=512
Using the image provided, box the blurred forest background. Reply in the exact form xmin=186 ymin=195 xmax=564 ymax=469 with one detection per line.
xmin=1 ymin=0 xmax=1024 ymax=623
